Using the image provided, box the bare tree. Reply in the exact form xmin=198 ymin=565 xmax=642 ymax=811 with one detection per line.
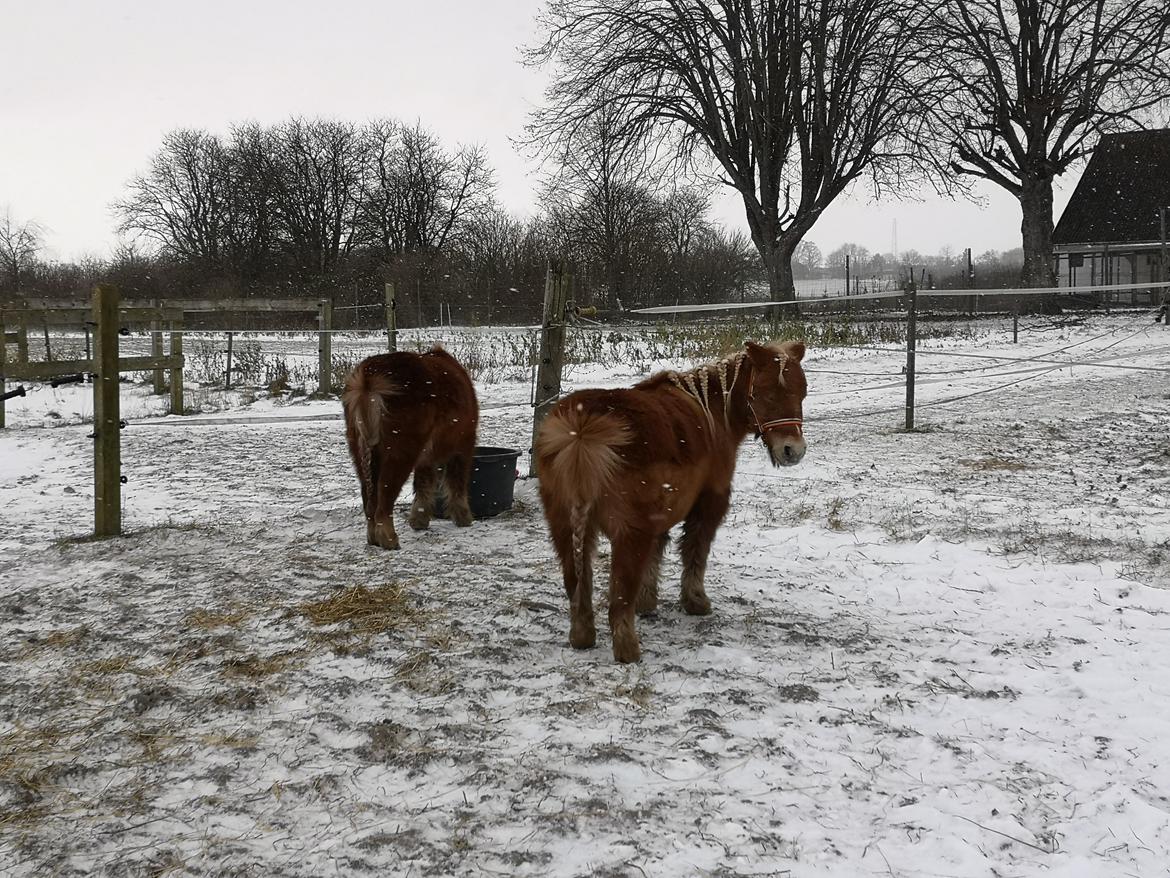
xmin=268 ymin=119 xmax=368 ymax=276
xmin=0 ymin=209 xmax=44 ymax=292
xmin=936 ymin=0 xmax=1170 ymax=286
xmin=541 ymin=109 xmax=666 ymax=307
xmin=529 ymin=0 xmax=946 ymax=301
xmin=827 ymin=242 xmax=871 ymax=273
xmin=115 ymin=129 xmax=232 ymax=265
xmin=358 ymin=121 xmax=495 ymax=261
xmin=794 ymin=240 xmax=823 ymax=277
xmin=661 ymin=186 xmax=712 ymax=258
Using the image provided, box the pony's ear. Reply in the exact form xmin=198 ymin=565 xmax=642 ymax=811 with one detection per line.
xmin=783 ymin=340 xmax=806 ymax=362
xmin=745 ymin=341 xmax=772 ymax=368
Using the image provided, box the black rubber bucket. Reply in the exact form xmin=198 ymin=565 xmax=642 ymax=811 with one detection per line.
xmin=434 ymin=446 xmax=521 ymax=520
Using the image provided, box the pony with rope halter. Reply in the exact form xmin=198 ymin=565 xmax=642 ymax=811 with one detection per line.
xmin=534 ymin=339 xmax=808 ymax=664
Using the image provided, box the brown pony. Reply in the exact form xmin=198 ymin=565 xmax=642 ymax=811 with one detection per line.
xmin=342 ymin=346 xmax=478 ymax=549
xmin=535 ymin=340 xmax=807 ymax=663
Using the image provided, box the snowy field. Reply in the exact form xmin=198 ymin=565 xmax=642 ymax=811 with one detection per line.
xmin=2 ymin=313 xmax=1169 ymax=877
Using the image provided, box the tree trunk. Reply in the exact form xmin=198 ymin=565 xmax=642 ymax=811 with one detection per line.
xmin=1019 ymin=175 xmax=1059 ymax=312
xmin=762 ymin=241 xmax=797 ymax=303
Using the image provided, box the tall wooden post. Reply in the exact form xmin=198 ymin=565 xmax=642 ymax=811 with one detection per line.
xmin=385 ymin=282 xmax=398 ymax=352
xmin=151 ymin=306 xmax=165 ymax=394
xmin=317 ymin=298 xmax=333 ymax=396
xmin=0 ymin=313 xmax=7 ymax=429
xmin=1160 ymin=206 xmax=1168 ymax=322
xmin=904 ymin=270 xmax=917 ymax=432
xmin=529 ymin=262 xmax=570 ymax=477
xmin=224 ymin=332 xmax=234 ymax=389
xmin=93 ymin=284 xmax=122 ymax=537
xmin=169 ymin=319 xmax=184 ymax=415
xmin=16 ymin=317 xmax=28 ymax=365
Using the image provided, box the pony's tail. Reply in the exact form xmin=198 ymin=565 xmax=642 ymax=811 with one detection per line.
xmin=342 ymin=365 xmax=399 ymax=507
xmin=536 ymin=407 xmax=631 ymax=581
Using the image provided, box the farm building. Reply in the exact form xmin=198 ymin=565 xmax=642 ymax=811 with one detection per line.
xmin=1053 ymin=128 xmax=1170 ymax=303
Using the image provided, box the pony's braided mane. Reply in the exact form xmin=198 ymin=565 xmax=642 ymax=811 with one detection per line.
xmin=666 ymin=351 xmax=747 ymax=428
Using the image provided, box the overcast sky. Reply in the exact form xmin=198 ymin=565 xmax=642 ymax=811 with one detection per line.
xmin=3 ymin=0 xmax=1074 ymax=264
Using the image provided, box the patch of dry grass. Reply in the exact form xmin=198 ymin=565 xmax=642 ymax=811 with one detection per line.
xmin=395 ymin=649 xmax=454 ymax=696
xmin=221 ymin=651 xmax=302 ymax=680
xmin=299 ymin=583 xmax=431 ymax=637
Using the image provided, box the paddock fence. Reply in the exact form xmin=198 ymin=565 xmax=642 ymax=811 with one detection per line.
xmin=4 ymin=271 xmax=1170 ymax=538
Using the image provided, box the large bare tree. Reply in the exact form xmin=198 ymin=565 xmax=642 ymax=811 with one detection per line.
xmin=936 ymin=0 xmax=1170 ymax=286
xmin=116 ymin=129 xmax=232 ymax=266
xmin=528 ymin=0 xmax=945 ymax=300
xmin=268 ymin=119 xmax=367 ymax=276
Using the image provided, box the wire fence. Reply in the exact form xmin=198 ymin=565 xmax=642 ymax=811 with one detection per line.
xmin=3 ymin=277 xmax=1169 ymax=435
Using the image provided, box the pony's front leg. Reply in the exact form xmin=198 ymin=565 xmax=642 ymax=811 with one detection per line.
xmin=409 ymin=464 xmax=437 ymax=530
xmin=679 ymin=490 xmax=731 ymax=615
xmin=609 ymin=530 xmax=657 ymax=663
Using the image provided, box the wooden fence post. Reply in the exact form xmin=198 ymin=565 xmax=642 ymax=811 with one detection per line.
xmin=225 ymin=331 xmax=234 ymax=389
xmin=0 ymin=313 xmax=7 ymax=429
xmin=16 ymin=317 xmax=28 ymax=365
xmin=93 ymin=284 xmax=122 ymax=537
xmin=151 ymin=306 xmax=165 ymax=394
xmin=385 ymin=282 xmax=398 ymax=352
xmin=529 ymin=261 xmax=570 ymax=477
xmin=169 ymin=318 xmax=184 ymax=415
xmin=904 ymin=271 xmax=917 ymax=432
xmin=318 ymin=298 xmax=333 ymax=396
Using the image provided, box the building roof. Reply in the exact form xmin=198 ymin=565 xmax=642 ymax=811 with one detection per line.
xmin=1052 ymin=129 xmax=1170 ymax=247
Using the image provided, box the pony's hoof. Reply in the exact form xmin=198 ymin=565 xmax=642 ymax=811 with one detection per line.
xmin=612 ymin=636 xmax=642 ymax=664
xmin=451 ymin=510 xmax=473 ymax=527
xmin=569 ymin=623 xmax=596 ymax=649
xmin=374 ymin=535 xmax=400 ymax=550
xmin=681 ymin=593 xmax=712 ymax=616
xmin=635 ymin=596 xmax=659 ymax=616
xmin=408 ymin=512 xmax=431 ymax=531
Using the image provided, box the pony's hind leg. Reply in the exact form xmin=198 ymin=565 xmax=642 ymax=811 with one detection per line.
xmin=636 ymin=532 xmax=669 ymax=615
xmin=409 ymin=464 xmax=438 ymax=531
xmin=371 ymin=451 xmax=412 ymax=550
xmin=441 ymin=452 xmax=474 ymax=527
xmin=609 ymin=529 xmax=657 ymax=663
xmin=549 ymin=513 xmax=598 ymax=649
xmin=679 ymin=490 xmax=731 ymax=615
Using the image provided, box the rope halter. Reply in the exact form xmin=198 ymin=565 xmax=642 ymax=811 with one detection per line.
xmin=757 ymin=416 xmax=804 ymax=436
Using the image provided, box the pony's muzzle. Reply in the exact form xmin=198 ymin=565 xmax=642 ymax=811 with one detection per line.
xmin=767 ymin=434 xmax=806 ymax=467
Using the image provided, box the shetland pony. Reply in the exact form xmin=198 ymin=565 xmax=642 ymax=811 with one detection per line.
xmin=342 ymin=347 xmax=478 ymax=550
xmin=535 ymin=340 xmax=807 ymax=662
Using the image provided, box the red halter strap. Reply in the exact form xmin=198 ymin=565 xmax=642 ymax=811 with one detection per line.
xmin=758 ymin=417 xmax=803 ymax=435
xmin=747 ymin=396 xmax=803 ymax=437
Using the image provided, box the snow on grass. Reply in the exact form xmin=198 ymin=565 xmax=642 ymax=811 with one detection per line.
xmin=1 ymin=313 xmax=1168 ymax=876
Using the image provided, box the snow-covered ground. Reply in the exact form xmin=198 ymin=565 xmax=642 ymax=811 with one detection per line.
xmin=1 ymin=314 xmax=1168 ymax=877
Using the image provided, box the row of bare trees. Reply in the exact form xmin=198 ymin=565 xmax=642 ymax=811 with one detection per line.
xmin=527 ymin=0 xmax=1170 ymax=298
xmin=115 ymin=119 xmax=495 ymax=288
xmin=6 ymin=115 xmax=760 ymax=320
